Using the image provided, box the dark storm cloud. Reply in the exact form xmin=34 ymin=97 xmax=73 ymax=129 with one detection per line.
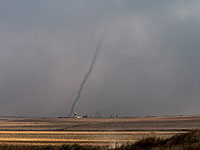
xmin=0 ymin=0 xmax=200 ymax=117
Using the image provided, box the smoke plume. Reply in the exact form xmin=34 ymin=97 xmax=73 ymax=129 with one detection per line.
xmin=68 ymin=25 xmax=108 ymax=117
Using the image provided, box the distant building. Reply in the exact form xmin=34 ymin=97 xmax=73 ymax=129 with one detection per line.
xmin=74 ymin=113 xmax=82 ymax=118
xmin=74 ymin=113 xmax=77 ymax=118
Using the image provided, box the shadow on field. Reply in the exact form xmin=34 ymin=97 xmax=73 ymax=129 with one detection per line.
xmin=1 ymin=130 xmax=200 ymax=150
xmin=115 ymin=129 xmax=200 ymax=150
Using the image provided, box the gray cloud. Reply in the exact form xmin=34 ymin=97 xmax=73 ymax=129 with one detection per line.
xmin=0 ymin=0 xmax=200 ymax=117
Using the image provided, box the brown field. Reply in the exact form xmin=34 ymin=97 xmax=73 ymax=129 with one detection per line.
xmin=0 ymin=115 xmax=199 ymax=146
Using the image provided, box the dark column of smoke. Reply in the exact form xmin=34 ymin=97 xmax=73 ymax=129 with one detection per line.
xmin=68 ymin=26 xmax=108 ymax=117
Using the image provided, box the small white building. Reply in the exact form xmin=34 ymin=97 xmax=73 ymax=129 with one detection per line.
xmin=74 ymin=113 xmax=82 ymax=118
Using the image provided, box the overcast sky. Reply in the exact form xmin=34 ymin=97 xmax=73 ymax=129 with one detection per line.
xmin=0 ymin=0 xmax=200 ymax=117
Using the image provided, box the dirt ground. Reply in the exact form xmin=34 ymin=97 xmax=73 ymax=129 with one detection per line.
xmin=0 ymin=115 xmax=199 ymax=146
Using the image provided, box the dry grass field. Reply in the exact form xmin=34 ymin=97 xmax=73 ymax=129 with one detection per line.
xmin=0 ymin=115 xmax=199 ymax=146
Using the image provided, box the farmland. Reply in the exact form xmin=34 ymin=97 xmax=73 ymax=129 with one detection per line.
xmin=0 ymin=115 xmax=199 ymax=146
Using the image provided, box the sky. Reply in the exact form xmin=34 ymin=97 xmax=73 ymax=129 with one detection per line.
xmin=0 ymin=0 xmax=200 ymax=117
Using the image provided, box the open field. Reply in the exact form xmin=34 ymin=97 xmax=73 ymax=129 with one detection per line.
xmin=0 ymin=115 xmax=199 ymax=146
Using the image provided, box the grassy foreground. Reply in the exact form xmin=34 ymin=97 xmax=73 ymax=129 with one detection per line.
xmin=0 ymin=130 xmax=200 ymax=150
